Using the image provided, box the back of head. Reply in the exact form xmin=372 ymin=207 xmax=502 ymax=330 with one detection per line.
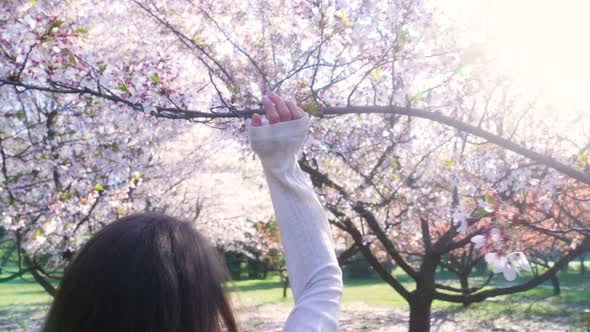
xmin=43 ymin=212 xmax=238 ymax=332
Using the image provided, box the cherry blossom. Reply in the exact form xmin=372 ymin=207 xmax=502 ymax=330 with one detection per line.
xmin=485 ymin=252 xmax=531 ymax=281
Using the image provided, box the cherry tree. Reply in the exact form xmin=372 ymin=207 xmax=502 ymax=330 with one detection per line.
xmin=247 ymin=218 xmax=291 ymax=297
xmin=0 ymin=81 xmax=207 ymax=290
xmin=298 ymin=95 xmax=589 ymax=330
xmin=0 ymin=86 xmax=261 ymax=294
xmin=1 ymin=0 xmax=589 ymax=331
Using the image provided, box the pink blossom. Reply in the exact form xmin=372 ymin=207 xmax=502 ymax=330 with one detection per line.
xmin=485 ymin=252 xmax=531 ymax=281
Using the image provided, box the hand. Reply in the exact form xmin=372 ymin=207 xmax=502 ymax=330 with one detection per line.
xmin=251 ymin=92 xmax=305 ymax=127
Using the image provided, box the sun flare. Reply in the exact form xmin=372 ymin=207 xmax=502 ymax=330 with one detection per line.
xmin=445 ymin=0 xmax=590 ymax=114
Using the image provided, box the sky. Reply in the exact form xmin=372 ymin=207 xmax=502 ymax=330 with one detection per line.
xmin=444 ymin=0 xmax=590 ymax=117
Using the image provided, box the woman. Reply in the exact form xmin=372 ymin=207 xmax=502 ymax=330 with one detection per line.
xmin=42 ymin=93 xmax=343 ymax=331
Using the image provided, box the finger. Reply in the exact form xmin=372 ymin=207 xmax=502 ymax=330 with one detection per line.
xmin=251 ymin=113 xmax=262 ymax=127
xmin=286 ymin=97 xmax=304 ymax=120
xmin=269 ymin=92 xmax=292 ymax=122
xmin=262 ymin=95 xmax=280 ymax=124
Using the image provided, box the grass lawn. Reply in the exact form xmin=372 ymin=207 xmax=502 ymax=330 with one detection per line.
xmin=231 ymin=262 xmax=590 ymax=307
xmin=0 ymin=275 xmax=55 ymax=330
xmin=1 ymin=261 xmax=589 ymax=330
xmin=229 ymin=263 xmax=590 ymax=329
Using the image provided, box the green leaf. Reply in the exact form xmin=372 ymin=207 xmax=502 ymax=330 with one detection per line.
xmin=577 ymin=150 xmax=589 ymax=165
xmin=93 ymin=149 xmax=104 ymax=158
xmin=74 ymin=27 xmax=88 ymax=34
xmin=444 ymin=159 xmax=456 ymax=166
xmin=471 ymin=207 xmax=488 ymax=219
xmin=8 ymin=172 xmax=24 ymax=183
xmin=370 ymin=65 xmax=382 ymax=80
xmin=151 ymin=73 xmax=160 ymax=85
xmin=69 ymin=52 xmax=78 ymax=65
xmin=16 ymin=110 xmax=26 ymax=120
xmin=397 ymin=27 xmax=410 ymax=44
xmin=192 ymin=37 xmax=208 ymax=47
xmin=64 ymin=192 xmax=73 ymax=200
xmin=98 ymin=64 xmax=107 ymax=73
xmin=309 ymin=98 xmax=318 ymax=114
xmin=35 ymin=229 xmax=43 ymax=238
xmin=31 ymin=0 xmax=38 ymax=5
xmin=484 ymin=192 xmax=495 ymax=206
xmin=117 ymin=79 xmax=130 ymax=94
xmin=340 ymin=10 xmax=352 ymax=26
xmin=391 ymin=159 xmax=400 ymax=169
xmin=95 ymin=183 xmax=104 ymax=191
xmin=49 ymin=19 xmax=65 ymax=32
xmin=40 ymin=36 xmax=55 ymax=44
xmin=111 ymin=142 xmax=121 ymax=152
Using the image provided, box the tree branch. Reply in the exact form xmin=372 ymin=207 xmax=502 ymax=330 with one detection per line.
xmin=2 ymin=78 xmax=588 ymax=185
xmin=433 ymin=237 xmax=590 ymax=304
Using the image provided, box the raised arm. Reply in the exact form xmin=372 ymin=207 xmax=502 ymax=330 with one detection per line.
xmin=247 ymin=93 xmax=343 ymax=331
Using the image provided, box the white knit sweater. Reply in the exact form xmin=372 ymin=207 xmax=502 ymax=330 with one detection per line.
xmin=248 ymin=114 xmax=343 ymax=331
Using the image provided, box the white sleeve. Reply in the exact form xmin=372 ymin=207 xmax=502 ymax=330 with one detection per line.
xmin=247 ymin=114 xmax=343 ymax=331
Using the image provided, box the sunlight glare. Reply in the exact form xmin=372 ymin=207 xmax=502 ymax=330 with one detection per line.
xmin=444 ymin=0 xmax=590 ymax=114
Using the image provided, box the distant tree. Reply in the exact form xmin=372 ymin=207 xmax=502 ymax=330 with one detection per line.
xmin=245 ymin=219 xmax=290 ymax=297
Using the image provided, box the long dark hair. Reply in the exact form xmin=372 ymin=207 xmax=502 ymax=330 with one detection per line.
xmin=42 ymin=212 xmax=238 ymax=332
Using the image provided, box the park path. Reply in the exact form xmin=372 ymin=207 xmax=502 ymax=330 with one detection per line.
xmin=236 ymin=302 xmax=578 ymax=332
xmin=0 ymin=301 xmax=581 ymax=331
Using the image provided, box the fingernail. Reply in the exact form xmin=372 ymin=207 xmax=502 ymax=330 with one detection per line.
xmin=270 ymin=91 xmax=278 ymax=97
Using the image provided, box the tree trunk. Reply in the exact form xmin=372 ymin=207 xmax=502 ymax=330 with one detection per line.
xmin=581 ymin=255 xmax=586 ymax=274
xmin=30 ymin=268 xmax=57 ymax=296
xmin=282 ymin=276 xmax=289 ymax=298
xmin=475 ymin=258 xmax=487 ymax=275
xmin=0 ymin=245 xmax=16 ymax=273
xmin=459 ymin=273 xmax=471 ymax=307
xmin=24 ymin=257 xmax=56 ymax=296
xmin=408 ymin=297 xmax=432 ymax=332
xmin=278 ymin=270 xmax=289 ymax=298
xmin=409 ymin=254 xmax=438 ymax=332
xmin=550 ymin=274 xmax=560 ymax=296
